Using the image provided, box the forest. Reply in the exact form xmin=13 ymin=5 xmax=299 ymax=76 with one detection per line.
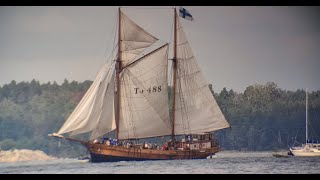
xmin=0 ymin=79 xmax=319 ymax=158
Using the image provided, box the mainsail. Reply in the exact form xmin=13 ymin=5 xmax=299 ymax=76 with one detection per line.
xmin=173 ymin=13 xmax=230 ymax=135
xmin=57 ymin=62 xmax=116 ymax=140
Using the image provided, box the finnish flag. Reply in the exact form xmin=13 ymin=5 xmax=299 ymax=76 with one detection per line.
xmin=179 ymin=7 xmax=194 ymax=21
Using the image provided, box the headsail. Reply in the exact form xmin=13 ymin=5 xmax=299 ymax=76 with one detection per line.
xmin=173 ymin=14 xmax=230 ymax=135
xmin=56 ymin=62 xmax=116 ymax=140
xmin=118 ymin=44 xmax=172 ymax=139
xmin=120 ymin=11 xmax=158 ymax=66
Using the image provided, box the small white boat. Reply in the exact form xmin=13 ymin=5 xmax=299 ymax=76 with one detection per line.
xmin=289 ymin=89 xmax=320 ymax=157
xmin=290 ymin=144 xmax=320 ymax=157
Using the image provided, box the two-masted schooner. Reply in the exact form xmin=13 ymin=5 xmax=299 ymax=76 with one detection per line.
xmin=50 ymin=7 xmax=230 ymax=162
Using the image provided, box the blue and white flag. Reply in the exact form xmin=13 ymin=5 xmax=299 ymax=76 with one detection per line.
xmin=179 ymin=7 xmax=194 ymax=21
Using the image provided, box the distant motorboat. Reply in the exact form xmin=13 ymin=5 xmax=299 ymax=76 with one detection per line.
xmin=272 ymin=151 xmax=291 ymax=158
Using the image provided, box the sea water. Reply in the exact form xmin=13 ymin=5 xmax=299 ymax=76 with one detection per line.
xmin=0 ymin=151 xmax=319 ymax=174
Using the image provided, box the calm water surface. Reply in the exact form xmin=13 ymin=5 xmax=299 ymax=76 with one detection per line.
xmin=1 ymin=151 xmax=319 ymax=174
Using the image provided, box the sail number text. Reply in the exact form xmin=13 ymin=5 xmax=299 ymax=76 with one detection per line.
xmin=134 ymin=86 xmax=161 ymax=94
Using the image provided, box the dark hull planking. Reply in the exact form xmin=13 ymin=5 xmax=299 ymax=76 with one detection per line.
xmin=84 ymin=142 xmax=219 ymax=163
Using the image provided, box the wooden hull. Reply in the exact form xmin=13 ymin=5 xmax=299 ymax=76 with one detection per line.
xmin=83 ymin=142 xmax=219 ymax=162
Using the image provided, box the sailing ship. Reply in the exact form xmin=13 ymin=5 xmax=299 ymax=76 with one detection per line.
xmin=49 ymin=7 xmax=230 ymax=162
xmin=289 ymin=89 xmax=320 ymax=156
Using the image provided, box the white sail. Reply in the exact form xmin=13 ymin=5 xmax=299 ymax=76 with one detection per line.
xmin=120 ymin=11 xmax=158 ymax=66
xmin=173 ymin=15 xmax=230 ymax=135
xmin=89 ymin=71 xmax=116 ymax=140
xmin=118 ymin=44 xmax=172 ymax=139
xmin=57 ymin=62 xmax=116 ymax=139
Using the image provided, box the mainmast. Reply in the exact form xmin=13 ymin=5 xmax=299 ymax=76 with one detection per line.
xmin=116 ymin=7 xmax=122 ymax=139
xmin=171 ymin=7 xmax=177 ymax=145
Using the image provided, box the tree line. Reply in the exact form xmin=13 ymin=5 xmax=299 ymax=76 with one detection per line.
xmin=0 ymin=80 xmax=319 ymax=157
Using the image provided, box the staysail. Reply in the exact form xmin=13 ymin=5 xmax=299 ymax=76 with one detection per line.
xmin=118 ymin=44 xmax=172 ymax=139
xmin=173 ymin=14 xmax=230 ymax=135
xmin=57 ymin=62 xmax=116 ymax=140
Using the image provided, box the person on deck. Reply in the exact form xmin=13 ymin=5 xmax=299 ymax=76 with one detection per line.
xmin=106 ymin=139 xmax=110 ymax=146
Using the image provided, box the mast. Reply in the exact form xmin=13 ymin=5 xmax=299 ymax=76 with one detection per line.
xmin=116 ymin=7 xmax=122 ymax=139
xmin=171 ymin=7 xmax=177 ymax=145
xmin=306 ymin=88 xmax=308 ymax=144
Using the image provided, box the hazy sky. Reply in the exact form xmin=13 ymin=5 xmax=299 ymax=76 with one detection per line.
xmin=1 ymin=6 xmax=319 ymax=92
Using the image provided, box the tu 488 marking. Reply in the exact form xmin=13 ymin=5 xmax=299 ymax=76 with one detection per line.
xmin=134 ymin=86 xmax=162 ymax=94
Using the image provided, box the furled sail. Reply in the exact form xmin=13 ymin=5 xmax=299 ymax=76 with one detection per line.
xmin=57 ymin=62 xmax=116 ymax=139
xmin=120 ymin=11 xmax=158 ymax=66
xmin=173 ymin=15 xmax=230 ymax=135
xmin=118 ymin=44 xmax=172 ymax=139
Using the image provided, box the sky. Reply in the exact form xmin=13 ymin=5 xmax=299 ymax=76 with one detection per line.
xmin=0 ymin=6 xmax=319 ymax=93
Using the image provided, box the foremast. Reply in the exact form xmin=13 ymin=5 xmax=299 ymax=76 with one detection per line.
xmin=115 ymin=7 xmax=122 ymax=139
